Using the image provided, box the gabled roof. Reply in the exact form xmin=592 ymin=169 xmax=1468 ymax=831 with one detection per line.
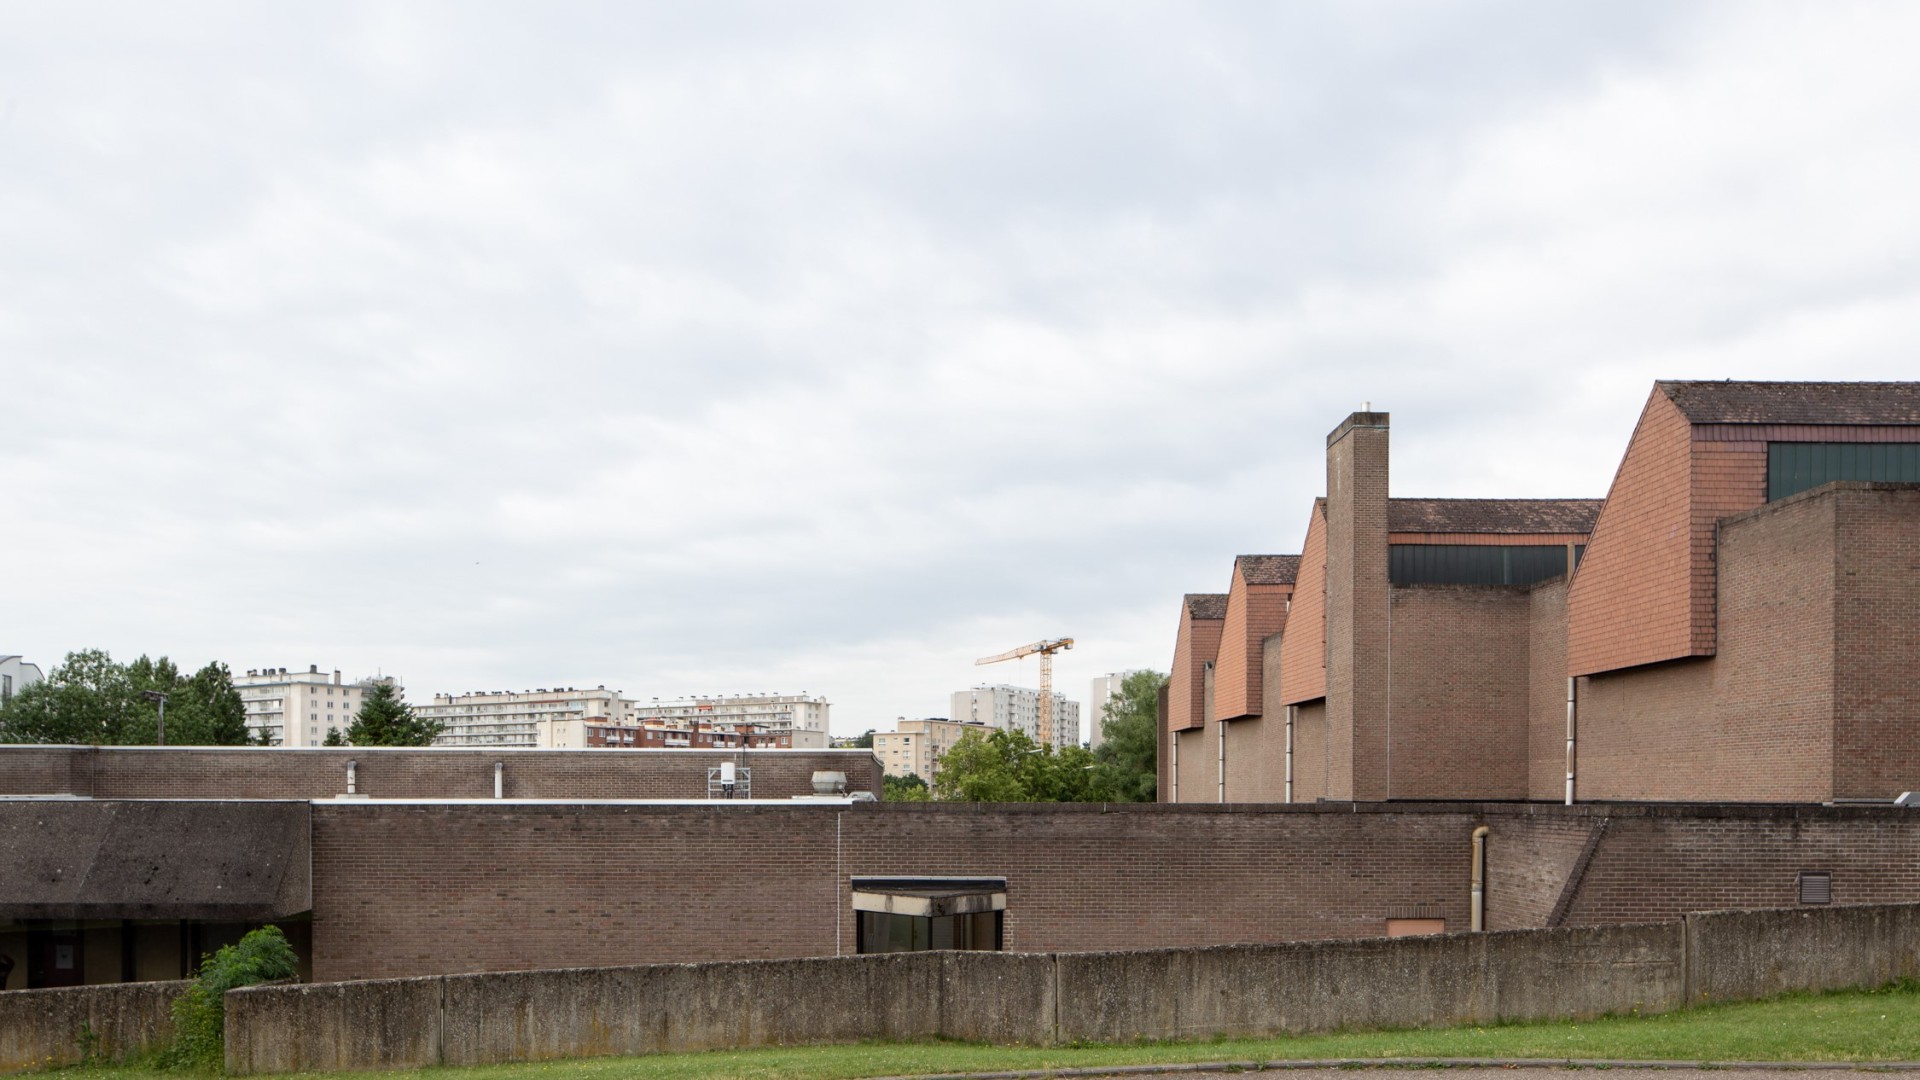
xmin=1183 ymin=593 xmax=1228 ymax=620
xmin=1387 ymin=498 xmax=1602 ymax=535
xmin=1660 ymin=381 xmax=1920 ymax=425
xmin=1234 ymin=554 xmax=1301 ymax=585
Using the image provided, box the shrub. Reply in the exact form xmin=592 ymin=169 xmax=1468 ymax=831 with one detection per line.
xmin=161 ymin=925 xmax=298 ymax=1070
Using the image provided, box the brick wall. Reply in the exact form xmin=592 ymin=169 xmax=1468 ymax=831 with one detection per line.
xmin=294 ymin=799 xmax=1920 ymax=980
xmin=1484 ymin=815 xmax=1594 ymax=930
xmin=1278 ymin=501 xmax=1328 ymax=706
xmin=0 ymin=746 xmax=883 ymax=801
xmin=1325 ymin=414 xmax=1391 ymax=800
xmin=1527 ymin=579 xmax=1571 ymax=801
xmin=1167 ymin=597 xmax=1224 ymax=733
xmin=1568 ymin=389 xmax=1697 ymax=676
xmin=1831 ymin=486 xmax=1920 ymax=798
xmin=1385 ymin=584 xmax=1531 ymax=800
xmin=1213 ymin=564 xmax=1291 ymax=723
xmin=1575 ymin=486 xmax=1843 ymax=803
xmin=307 ymin=802 xmax=1484 ymax=980
xmin=1562 ymin=805 xmax=1920 ymax=925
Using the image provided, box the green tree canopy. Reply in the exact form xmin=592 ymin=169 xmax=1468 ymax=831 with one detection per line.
xmin=341 ymin=680 xmax=441 ymax=746
xmin=932 ymin=727 xmax=1112 ymax=802
xmin=0 ymin=649 xmax=253 ymax=746
xmin=1092 ymin=669 xmax=1163 ymax=802
xmin=882 ymin=773 xmax=930 ymax=802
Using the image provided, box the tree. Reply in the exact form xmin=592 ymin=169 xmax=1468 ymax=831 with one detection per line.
xmin=932 ymin=728 xmax=1116 ymax=802
xmin=0 ymin=649 xmax=254 ymax=747
xmin=882 ymin=773 xmax=930 ymax=802
xmin=341 ymin=680 xmax=441 ymax=746
xmin=0 ymin=649 xmax=137 ymax=744
xmin=851 ymin=729 xmax=875 ymax=749
xmin=1092 ymin=669 xmax=1163 ymax=802
xmin=322 ymin=728 xmax=345 ymax=747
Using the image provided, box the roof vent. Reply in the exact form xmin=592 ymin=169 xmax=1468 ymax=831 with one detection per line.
xmin=811 ymin=771 xmax=848 ymax=795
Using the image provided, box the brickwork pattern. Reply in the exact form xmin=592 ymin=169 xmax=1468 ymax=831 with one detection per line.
xmin=1564 ymin=808 xmax=1920 ymax=926
xmin=1385 ymin=585 xmax=1531 ymax=800
xmin=1567 ymin=390 xmax=1698 ymax=676
xmin=1279 ymin=501 xmax=1328 ymax=706
xmin=1325 ymin=416 xmax=1391 ymax=800
xmin=1830 ymin=486 xmax=1920 ymax=798
xmin=1526 ymin=580 xmax=1571 ymax=801
xmin=307 ymin=802 xmax=1485 ymax=980
xmin=0 ymin=746 xmax=882 ymax=801
xmin=1483 ymin=817 xmax=1593 ymax=930
xmin=1576 ymin=487 xmax=1845 ymax=803
xmin=1213 ymin=562 xmax=1292 ymax=723
xmin=1167 ymin=597 xmax=1225 ymax=733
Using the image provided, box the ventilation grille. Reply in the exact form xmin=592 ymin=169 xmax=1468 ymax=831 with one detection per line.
xmin=1798 ymin=871 xmax=1833 ymax=905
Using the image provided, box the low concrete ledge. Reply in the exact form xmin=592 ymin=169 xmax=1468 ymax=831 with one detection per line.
xmin=221 ymin=901 xmax=1920 ymax=1075
xmin=0 ymin=980 xmax=187 ymax=1073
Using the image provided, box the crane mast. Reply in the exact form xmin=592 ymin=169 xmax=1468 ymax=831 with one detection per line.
xmin=975 ymin=637 xmax=1074 ymax=747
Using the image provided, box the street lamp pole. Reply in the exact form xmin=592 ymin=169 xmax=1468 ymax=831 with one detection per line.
xmin=140 ymin=690 xmax=168 ymax=746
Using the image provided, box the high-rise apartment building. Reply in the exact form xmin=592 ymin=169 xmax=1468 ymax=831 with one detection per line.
xmin=422 ymin=686 xmax=635 ymax=748
xmin=629 ymin=694 xmax=830 ymax=749
xmin=1085 ymin=670 xmax=1144 ymax=750
xmin=948 ymin=685 xmax=1080 ymax=749
xmin=235 ymin=665 xmax=395 ymax=747
xmin=872 ymin=718 xmax=988 ymax=783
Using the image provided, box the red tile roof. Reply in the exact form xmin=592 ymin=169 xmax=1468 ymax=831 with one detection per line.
xmin=1183 ymin=593 xmax=1229 ymax=620
xmin=1234 ymin=554 xmax=1302 ymax=585
xmin=1660 ymin=380 xmax=1920 ymax=425
xmin=1387 ymin=498 xmax=1602 ymax=535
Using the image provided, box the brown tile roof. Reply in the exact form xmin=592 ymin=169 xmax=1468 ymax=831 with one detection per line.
xmin=1388 ymin=498 xmax=1602 ymax=535
xmin=1234 ymin=554 xmax=1301 ymax=585
xmin=1184 ymin=593 xmax=1228 ymax=620
xmin=1660 ymin=380 xmax=1920 ymax=425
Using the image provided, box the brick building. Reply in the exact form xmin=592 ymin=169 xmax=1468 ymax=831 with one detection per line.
xmin=1165 ymin=381 xmax=1920 ymax=804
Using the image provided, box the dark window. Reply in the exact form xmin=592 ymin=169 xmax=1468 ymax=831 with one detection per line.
xmin=856 ymin=910 xmax=1002 ymax=953
xmin=1389 ymin=545 xmax=1584 ymax=586
xmin=1768 ymin=442 xmax=1920 ymax=502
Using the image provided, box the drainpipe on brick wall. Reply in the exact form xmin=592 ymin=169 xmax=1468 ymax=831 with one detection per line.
xmin=346 ymin=759 xmax=357 ymax=796
xmin=1170 ymin=731 xmax=1178 ymax=803
xmin=1284 ymin=705 xmax=1295 ymax=804
xmin=1470 ymin=825 xmax=1490 ymax=931
xmin=1565 ymin=677 xmax=1578 ymax=806
xmin=1218 ymin=719 xmax=1227 ymax=803
xmin=494 ymin=761 xmax=504 ymax=799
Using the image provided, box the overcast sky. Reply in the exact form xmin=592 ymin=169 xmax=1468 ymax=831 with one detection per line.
xmin=5 ymin=1 xmax=1918 ymax=736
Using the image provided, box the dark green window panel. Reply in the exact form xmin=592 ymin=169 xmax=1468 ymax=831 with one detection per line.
xmin=1389 ymin=544 xmax=1584 ymax=587
xmin=1768 ymin=442 xmax=1920 ymax=502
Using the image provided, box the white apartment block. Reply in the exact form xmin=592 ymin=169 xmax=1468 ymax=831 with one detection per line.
xmin=423 ymin=686 xmax=635 ymax=748
xmin=873 ymin=717 xmax=989 ymax=784
xmin=236 ymin=665 xmax=394 ymax=747
xmin=0 ymin=655 xmax=44 ymax=707
xmin=630 ymin=693 xmax=830 ymax=749
xmin=948 ymin=685 xmax=1080 ymax=750
xmin=1086 ymin=670 xmax=1144 ymax=751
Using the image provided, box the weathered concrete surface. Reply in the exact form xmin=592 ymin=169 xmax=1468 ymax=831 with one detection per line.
xmin=0 ymin=800 xmax=310 ymax=921
xmin=1055 ymin=923 xmax=1681 ymax=1044
xmin=221 ymin=902 xmax=1920 ymax=1075
xmin=224 ymin=975 xmax=441 ymax=1074
xmin=0 ymin=981 xmax=186 ymax=1073
xmin=1686 ymin=902 xmax=1920 ymax=1003
xmin=937 ymin=949 xmax=1054 ymax=1045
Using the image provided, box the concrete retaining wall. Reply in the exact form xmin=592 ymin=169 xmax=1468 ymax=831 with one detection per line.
xmin=0 ymin=981 xmax=187 ymax=1072
xmin=1685 ymin=902 xmax=1920 ymax=1003
xmin=226 ymin=902 xmax=1920 ymax=1074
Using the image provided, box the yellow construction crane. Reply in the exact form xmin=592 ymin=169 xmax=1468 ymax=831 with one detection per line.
xmin=975 ymin=637 xmax=1074 ymax=747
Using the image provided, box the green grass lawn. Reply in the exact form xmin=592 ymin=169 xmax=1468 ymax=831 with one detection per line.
xmin=62 ymin=979 xmax=1920 ymax=1080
